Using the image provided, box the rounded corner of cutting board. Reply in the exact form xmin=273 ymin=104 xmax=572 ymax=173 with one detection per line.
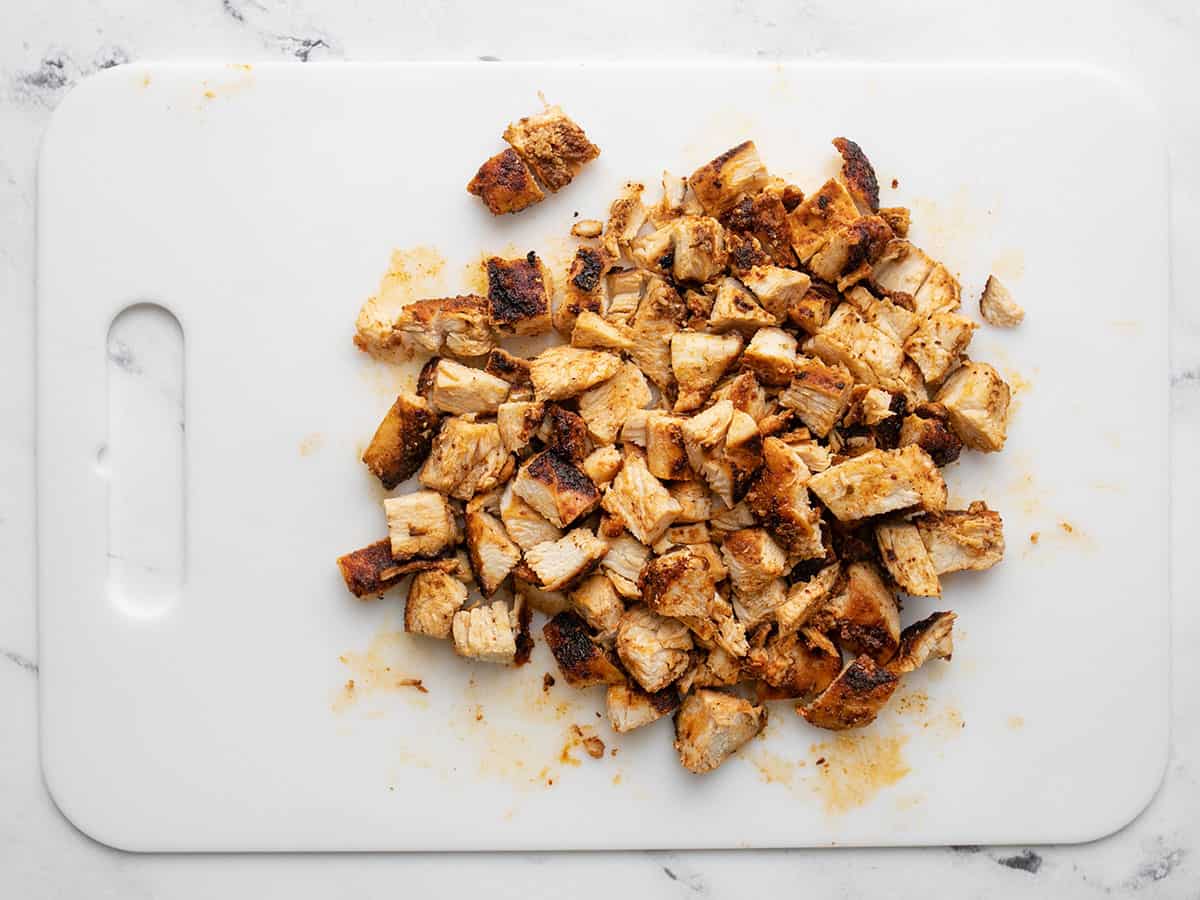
xmin=40 ymin=751 xmax=152 ymax=853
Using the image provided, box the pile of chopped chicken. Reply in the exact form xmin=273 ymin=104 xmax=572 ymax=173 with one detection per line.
xmin=344 ymin=137 xmax=1018 ymax=775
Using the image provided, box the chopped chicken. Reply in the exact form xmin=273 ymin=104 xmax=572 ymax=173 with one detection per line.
xmin=708 ymin=277 xmax=777 ymax=334
xmin=808 ymin=215 xmax=891 ymax=288
xmin=529 ymin=345 xmax=622 ymax=401
xmin=679 ymin=400 xmax=739 ymax=506
xmin=688 ymin=141 xmax=770 ymax=217
xmin=725 ymin=191 xmax=798 ymax=267
xmin=726 ymin=231 xmax=773 ymax=276
xmin=620 ymin=408 xmax=651 ymax=446
xmin=525 ymin=528 xmax=609 ymax=591
xmin=496 ymin=400 xmax=546 ymax=455
xmin=898 ymin=408 xmax=963 ymax=466
xmin=780 ymin=357 xmax=854 ymax=437
xmin=628 ymin=277 xmax=688 ymax=391
xmin=721 ymin=528 xmax=789 ymax=598
xmin=483 ymin=347 xmax=532 ymax=387
xmin=486 ymin=252 xmax=553 ymax=336
xmin=677 ymin=590 xmax=749 ymax=658
xmin=467 ymin=148 xmax=545 ymax=215
xmin=668 ymin=480 xmax=719 ymax=523
xmin=746 ymin=627 xmax=841 ymax=700
xmin=710 ymin=371 xmax=771 ymax=422
xmin=653 ymin=522 xmax=711 ymax=550
xmin=606 ymin=683 xmax=680 ymax=733
xmin=452 ymin=600 xmax=518 ymax=664
xmin=671 ymin=216 xmax=728 ymax=283
xmin=680 ymin=399 xmax=734 ymax=451
xmin=571 ymin=218 xmax=604 ymax=238
xmin=337 ymin=540 xmax=457 ymax=599
xmin=355 ymin=294 xmax=496 ymax=362
xmin=511 ymin=449 xmax=600 ymax=528
xmin=385 ymin=490 xmax=461 ymax=560
xmin=465 ymin=510 xmax=522 ymax=596
xmin=842 ymin=386 xmax=899 ymax=430
xmin=787 ymin=178 xmax=860 ymax=264
xmin=869 ymin=239 xmax=935 ymax=303
xmin=577 ymin=361 xmax=652 ymax=444
xmin=555 ymin=246 xmax=609 ymax=335
xmin=804 ymin=302 xmax=906 ymax=392
xmin=807 ymin=444 xmax=947 ymax=521
xmin=503 ymin=104 xmax=599 ymax=192
xmin=684 ymin=542 xmax=730 ymax=583
xmin=776 ymin=563 xmax=840 ymax=636
xmin=731 ymin=576 xmax=788 ymax=628
xmin=887 ymin=611 xmax=956 ymax=675
xmin=799 ymin=654 xmax=899 ymax=730
xmin=814 ymin=561 xmax=900 ymax=663
xmin=601 ymin=450 xmax=683 ymax=544
xmin=723 ymin=409 xmax=764 ymax=484
xmin=600 ymin=532 xmax=652 ymax=598
xmin=420 ymin=416 xmax=513 ymax=500
xmin=674 ymin=689 xmax=767 ymax=773
xmin=499 ymin=482 xmax=562 ymax=550
xmin=404 ymin=570 xmax=468 ymax=639
xmin=514 ymin=574 xmax=570 ymax=616
xmin=790 ymin=439 xmax=832 ymax=474
xmin=649 ymin=170 xmax=701 ymax=227
xmin=616 ymin=605 xmax=694 ymax=692
xmin=740 ymin=327 xmax=797 ymax=386
xmin=361 ymin=391 xmax=438 ymax=489
xmin=645 ymin=413 xmax=692 ymax=480
xmin=979 ymin=275 xmax=1024 ymax=327
xmin=904 ymin=312 xmax=976 ymax=386
xmin=878 ymin=206 xmax=910 ymax=237
xmin=678 ymin=646 xmax=743 ymax=693
xmin=787 ymin=281 xmax=837 ymax=336
xmin=630 ymin=224 xmax=676 ymax=277
xmin=600 ymin=181 xmax=647 ymax=260
xmin=671 ymin=331 xmax=743 ymax=412
xmin=582 ymin=445 xmax=623 ymax=488
xmin=934 ymin=362 xmax=1011 ymax=452
xmin=832 ymin=137 xmax=880 ymax=212
xmin=538 ymin=405 xmax=591 ymax=462
xmin=419 ymin=357 xmax=511 ymax=416
xmin=844 ymin=285 xmax=919 ymax=344
xmin=915 ymin=502 xmax=1005 ymax=574
xmin=744 ymin=438 xmax=825 ymax=558
xmin=543 ymin=611 xmax=626 ymax=686
xmin=639 ymin=548 xmax=719 ymax=619
xmin=571 ymin=310 xmax=634 ymax=352
xmin=605 ymin=267 xmax=648 ymax=325
xmin=875 ymin=519 xmax=940 ymax=597
xmin=912 ymin=262 xmax=961 ymax=316
xmin=569 ymin=573 xmax=625 ymax=638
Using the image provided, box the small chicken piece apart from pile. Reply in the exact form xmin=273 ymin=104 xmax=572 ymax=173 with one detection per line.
xmin=342 ymin=134 xmax=1018 ymax=773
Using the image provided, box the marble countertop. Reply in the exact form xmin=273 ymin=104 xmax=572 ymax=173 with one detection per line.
xmin=2 ymin=1 xmax=1198 ymax=896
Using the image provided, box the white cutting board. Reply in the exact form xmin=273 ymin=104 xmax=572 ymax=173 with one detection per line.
xmin=37 ymin=62 xmax=1168 ymax=851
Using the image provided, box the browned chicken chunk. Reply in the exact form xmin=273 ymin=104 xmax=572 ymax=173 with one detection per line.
xmin=385 ymin=490 xmax=461 ymax=560
xmin=452 ymin=600 xmax=518 ymax=664
xmin=898 ymin=408 xmax=963 ymax=467
xmin=571 ymin=310 xmax=634 ymax=352
xmin=483 ymin=347 xmax=532 ymax=387
xmin=639 ymin=548 xmax=719 ymax=619
xmin=524 ymin=528 xmax=609 ymax=591
xmin=361 ymin=391 xmax=438 ymax=489
xmin=487 ymin=252 xmax=553 ymax=336
xmin=780 ymin=357 xmax=854 ymax=437
xmin=744 ymin=438 xmax=825 ymax=559
xmin=914 ymin=502 xmax=1004 ymax=574
xmin=832 ymin=137 xmax=880 ymax=213
xmin=799 ymin=654 xmax=899 ymax=730
xmin=617 ymin=605 xmax=694 ymax=692
xmin=813 ymin=561 xmax=900 ymax=663
xmin=337 ymin=540 xmax=456 ymax=598
xmin=688 ymin=141 xmax=770 ymax=217
xmin=875 ymin=519 xmax=940 ymax=597
xmin=577 ymin=361 xmax=652 ymax=444
xmin=746 ymin=627 xmax=841 ymax=700
xmin=934 ymin=362 xmax=1011 ymax=452
xmin=503 ymin=104 xmax=599 ymax=192
xmin=671 ymin=331 xmax=743 ymax=412
xmin=888 ymin=611 xmax=956 ymax=675
xmin=776 ymin=563 xmax=840 ymax=636
xmin=355 ymin=294 xmax=496 ymax=362
xmin=806 ymin=444 xmax=946 ymax=521
xmin=467 ymin=148 xmax=545 ymax=215
xmin=511 ymin=449 xmax=600 ymax=528
xmin=543 ymin=610 xmax=626 ymax=686
xmin=569 ymin=573 xmax=625 ymax=638
xmin=555 ymin=246 xmax=608 ymax=335
xmin=405 ymin=570 xmax=468 ymax=639
xmin=465 ymin=510 xmax=522 ymax=596
xmin=420 ymin=416 xmax=514 ymax=500
xmin=601 ymin=450 xmax=683 ymax=545
xmin=606 ymin=683 xmax=680 ymax=733
xmin=674 ymin=689 xmax=767 ymax=773
xmin=419 ymin=357 xmax=511 ymax=415
xmin=529 ymin=346 xmax=622 ymax=401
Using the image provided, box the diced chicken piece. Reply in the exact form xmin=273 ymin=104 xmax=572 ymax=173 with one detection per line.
xmin=915 ymin=502 xmax=1005 ymax=574
xmin=538 ymin=404 xmax=591 ymax=462
xmin=514 ymin=573 xmax=570 ymax=616
xmin=878 ymin=206 xmax=910 ymax=237
xmin=499 ymin=482 xmax=562 ymax=551
xmin=787 ymin=178 xmax=860 ymax=264
xmin=464 ymin=510 xmax=522 ymax=596
xmin=452 ymin=600 xmax=518 ymax=664
xmin=628 ymin=277 xmax=688 ymax=391
xmin=869 ymin=240 xmax=934 ymax=303
xmin=887 ymin=611 xmax=957 ymax=675
xmin=808 ymin=215 xmax=891 ymax=288
xmin=780 ymin=357 xmax=853 ymax=437
xmin=746 ymin=627 xmax=842 ymax=700
xmin=842 ymin=386 xmax=899 ymax=430
xmin=679 ymin=400 xmax=738 ymax=506
xmin=577 ymin=361 xmax=653 ymax=444
xmin=688 ymin=141 xmax=770 ymax=217
xmin=898 ymin=408 xmax=963 ymax=467
xmin=726 ymin=231 xmax=773 ymax=276
xmin=814 ymin=561 xmax=901 ymax=663
xmin=979 ymin=275 xmax=1024 ymax=327
xmin=601 ymin=181 xmax=647 ymax=260
xmin=483 ymin=347 xmax=532 ymax=387
xmin=600 ymin=532 xmax=651 ymax=598
xmin=620 ymin=408 xmax=651 ymax=447
xmin=740 ymin=327 xmax=797 ymax=387
xmin=419 ymin=357 xmax=510 ymax=416
xmin=645 ymin=413 xmax=691 ymax=481
xmin=897 ymin=357 xmax=930 ymax=408
xmin=403 ymin=570 xmax=468 ymax=639
xmin=721 ymin=528 xmax=789 ymax=598
xmin=730 ymin=576 xmax=787 ymax=628
xmin=708 ymin=277 xmax=776 ymax=334
xmin=496 ymin=400 xmax=545 ymax=455
xmin=844 ymin=285 xmax=920 ymax=343
xmin=787 ymin=281 xmax=837 ymax=336
xmin=467 ymin=148 xmax=545 ymax=215
xmin=528 ymin=345 xmax=622 ymax=403
xmin=511 ymin=450 xmax=600 ymax=528
xmin=671 ymin=331 xmax=743 ymax=412
xmin=674 ymin=689 xmax=767 ymax=773
xmin=709 ymin=500 xmax=758 ymax=532
xmin=355 ymin=294 xmax=495 ymax=362
xmin=601 ymin=450 xmax=682 ymax=544
xmin=617 ymin=605 xmax=694 ymax=692
xmin=832 ymin=136 xmax=879 ymax=212
xmin=571 ymin=310 xmax=634 ymax=352
xmin=555 ymin=246 xmax=609 ymax=335
xmin=804 ymin=304 xmax=906 ymax=391
xmin=420 ymin=416 xmax=513 ymax=500
xmin=503 ymin=104 xmax=599 ymax=192
xmin=678 ymin=646 xmax=744 ymax=693
xmin=745 ymin=438 xmax=825 ymax=558
xmin=912 ymin=262 xmax=961 ymax=316
xmin=336 ymin=540 xmax=456 ymax=599
xmin=670 ymin=215 xmax=728 ymax=283
xmin=677 ymin=591 xmax=749 ymax=658
xmin=571 ymin=218 xmax=604 ymax=238
xmin=875 ymin=520 xmax=940 ymax=597
xmin=525 ymin=528 xmax=609 ymax=591
xmin=606 ymin=683 xmax=680 ymax=733
xmin=486 ymin=252 xmax=553 ymax=336
xmin=904 ymin=312 xmax=976 ymax=386
xmin=385 ymin=490 xmax=461 ymax=560
xmin=934 ymin=362 xmax=1011 ymax=452
xmin=606 ymin=267 xmax=649 ymax=325
xmin=723 ymin=409 xmax=763 ymax=477
xmin=668 ymin=480 xmax=718 ymax=523
xmin=725 ymin=191 xmax=797 ymax=267
xmin=630 ymin=224 xmax=677 ymax=277
xmin=582 ymin=445 xmax=623 ymax=488
xmin=776 ymin=563 xmax=840 ymax=636
xmin=639 ymin=548 xmax=719 ymax=619
xmin=649 ymin=170 xmax=690 ymax=227
xmin=361 ymin=392 xmax=438 ymax=489
xmin=652 ymin=522 xmax=711 ymax=551
xmin=710 ymin=371 xmax=771 ymax=422
xmin=799 ymin=654 xmax=899 ymax=730
xmin=807 ymin=444 xmax=946 ymax=521
xmin=569 ymin=573 xmax=625 ymax=638
xmin=790 ymin=439 xmax=833 ymax=474
xmin=543 ymin=611 xmax=626 ymax=686
xmin=680 ymin=399 xmax=734 ymax=451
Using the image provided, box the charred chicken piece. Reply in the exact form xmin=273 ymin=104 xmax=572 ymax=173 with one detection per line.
xmin=467 ymin=148 xmax=545 ymax=215
xmin=606 ymin=683 xmax=680 ymax=733
xmin=744 ymin=438 xmax=825 ymax=559
xmin=503 ymin=104 xmax=599 ymax=193
xmin=799 ymin=654 xmax=899 ymax=730
xmin=887 ymin=611 xmax=956 ymax=675
xmin=832 ymin=137 xmax=880 ymax=213
xmin=511 ymin=449 xmax=600 ymax=528
xmin=361 ymin=391 xmax=438 ymax=489
xmin=486 ymin=252 xmax=553 ymax=336
xmin=813 ymin=560 xmax=901 ymax=664
xmin=555 ymin=246 xmax=609 ymax=335
xmin=914 ymin=502 xmax=1005 ymax=574
xmin=688 ymin=141 xmax=770 ymax=217
xmin=542 ymin=610 xmax=626 ymax=686
xmin=337 ymin=540 xmax=457 ymax=598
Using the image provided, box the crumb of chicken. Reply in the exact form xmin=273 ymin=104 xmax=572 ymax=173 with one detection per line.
xmin=979 ymin=275 xmax=1024 ymax=327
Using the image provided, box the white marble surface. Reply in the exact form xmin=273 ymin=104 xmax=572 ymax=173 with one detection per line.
xmin=2 ymin=0 xmax=1198 ymax=896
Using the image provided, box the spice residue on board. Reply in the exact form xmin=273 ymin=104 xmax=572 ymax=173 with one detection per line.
xmin=333 ymin=629 xmax=430 ymax=713
xmin=298 ymin=432 xmax=324 ymax=456
xmin=809 ymin=733 xmax=912 ymax=814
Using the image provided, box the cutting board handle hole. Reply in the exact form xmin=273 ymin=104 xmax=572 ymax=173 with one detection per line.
xmin=105 ymin=303 xmax=186 ymax=618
